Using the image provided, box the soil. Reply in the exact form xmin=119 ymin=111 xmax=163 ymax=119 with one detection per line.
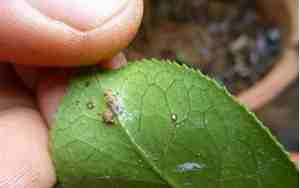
xmin=125 ymin=0 xmax=282 ymax=94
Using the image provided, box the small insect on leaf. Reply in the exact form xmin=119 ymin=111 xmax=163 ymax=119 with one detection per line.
xmin=104 ymin=90 xmax=121 ymax=114
xmin=103 ymin=110 xmax=114 ymax=125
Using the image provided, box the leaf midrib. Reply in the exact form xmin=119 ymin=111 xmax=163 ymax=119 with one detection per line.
xmin=115 ymin=116 xmax=179 ymax=188
xmin=98 ymin=82 xmax=179 ymax=188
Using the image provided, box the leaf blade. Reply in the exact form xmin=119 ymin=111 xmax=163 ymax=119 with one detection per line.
xmin=52 ymin=59 xmax=298 ymax=188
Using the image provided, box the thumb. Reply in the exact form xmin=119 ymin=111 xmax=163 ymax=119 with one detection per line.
xmin=0 ymin=0 xmax=143 ymax=67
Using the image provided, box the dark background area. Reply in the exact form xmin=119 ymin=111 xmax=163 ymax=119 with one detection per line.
xmin=257 ymin=79 xmax=299 ymax=152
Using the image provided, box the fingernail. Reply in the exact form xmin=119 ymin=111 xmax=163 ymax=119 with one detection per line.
xmin=26 ymin=0 xmax=129 ymax=31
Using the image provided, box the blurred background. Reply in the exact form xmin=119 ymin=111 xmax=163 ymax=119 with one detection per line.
xmin=125 ymin=0 xmax=299 ymax=157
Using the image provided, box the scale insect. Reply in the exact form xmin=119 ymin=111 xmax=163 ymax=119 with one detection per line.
xmin=102 ymin=90 xmax=121 ymax=125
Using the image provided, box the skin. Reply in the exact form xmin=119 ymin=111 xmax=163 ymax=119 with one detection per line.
xmin=0 ymin=0 xmax=143 ymax=187
xmin=0 ymin=0 xmax=143 ymax=66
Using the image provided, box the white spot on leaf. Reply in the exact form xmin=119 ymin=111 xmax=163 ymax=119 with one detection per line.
xmin=176 ymin=162 xmax=205 ymax=173
xmin=171 ymin=114 xmax=178 ymax=122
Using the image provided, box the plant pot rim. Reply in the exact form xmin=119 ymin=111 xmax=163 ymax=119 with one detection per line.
xmin=237 ymin=49 xmax=298 ymax=110
xmin=237 ymin=0 xmax=298 ymax=110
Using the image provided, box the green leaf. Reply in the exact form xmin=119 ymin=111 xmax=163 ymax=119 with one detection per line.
xmin=52 ymin=59 xmax=298 ymax=188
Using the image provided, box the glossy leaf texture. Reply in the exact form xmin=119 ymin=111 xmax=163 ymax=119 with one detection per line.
xmin=52 ymin=59 xmax=298 ymax=188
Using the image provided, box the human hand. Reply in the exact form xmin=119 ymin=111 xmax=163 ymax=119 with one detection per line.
xmin=0 ymin=0 xmax=143 ymax=187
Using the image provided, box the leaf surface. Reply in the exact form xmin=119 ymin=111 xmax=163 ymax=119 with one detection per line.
xmin=52 ymin=59 xmax=298 ymax=188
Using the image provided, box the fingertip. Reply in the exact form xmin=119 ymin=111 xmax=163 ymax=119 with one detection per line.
xmin=98 ymin=53 xmax=127 ymax=70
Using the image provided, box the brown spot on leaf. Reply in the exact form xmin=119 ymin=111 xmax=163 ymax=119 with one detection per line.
xmin=85 ymin=81 xmax=90 ymax=87
xmin=103 ymin=110 xmax=114 ymax=125
xmin=86 ymin=102 xmax=95 ymax=110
